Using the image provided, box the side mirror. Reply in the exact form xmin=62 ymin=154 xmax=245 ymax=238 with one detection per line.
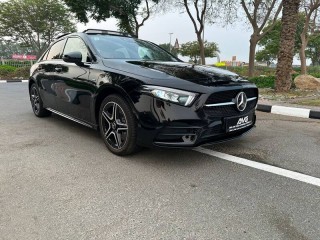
xmin=63 ymin=51 xmax=83 ymax=65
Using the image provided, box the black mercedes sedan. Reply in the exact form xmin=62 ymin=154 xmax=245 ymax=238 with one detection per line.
xmin=29 ymin=29 xmax=258 ymax=155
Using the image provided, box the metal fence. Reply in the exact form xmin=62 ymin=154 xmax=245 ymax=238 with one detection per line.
xmin=0 ymin=58 xmax=34 ymax=68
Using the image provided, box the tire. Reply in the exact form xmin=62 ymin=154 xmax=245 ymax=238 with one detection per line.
xmin=99 ymin=94 xmax=138 ymax=156
xmin=29 ymin=83 xmax=51 ymax=117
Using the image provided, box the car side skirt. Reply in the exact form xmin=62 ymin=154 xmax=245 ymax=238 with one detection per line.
xmin=46 ymin=108 xmax=98 ymax=129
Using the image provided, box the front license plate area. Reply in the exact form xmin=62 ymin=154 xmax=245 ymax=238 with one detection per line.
xmin=226 ymin=114 xmax=253 ymax=133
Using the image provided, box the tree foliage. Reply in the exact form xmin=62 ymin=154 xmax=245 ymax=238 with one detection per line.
xmin=0 ymin=39 xmax=35 ymax=58
xmin=158 ymin=43 xmax=179 ymax=57
xmin=306 ymin=32 xmax=320 ymax=66
xmin=298 ymin=0 xmax=320 ymax=74
xmin=240 ymin=0 xmax=283 ymax=77
xmin=179 ymin=41 xmax=219 ymax=63
xmin=64 ymin=0 xmax=159 ymax=37
xmin=156 ymin=0 xmax=235 ymax=65
xmin=256 ymin=15 xmax=305 ymax=64
xmin=0 ymin=0 xmax=76 ymax=57
xmin=182 ymin=0 xmax=208 ymax=65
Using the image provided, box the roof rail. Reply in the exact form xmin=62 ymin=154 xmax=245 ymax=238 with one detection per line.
xmin=55 ymin=33 xmax=70 ymax=39
xmin=83 ymin=29 xmax=135 ymax=37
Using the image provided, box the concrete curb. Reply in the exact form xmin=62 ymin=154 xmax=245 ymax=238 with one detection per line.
xmin=257 ymin=104 xmax=320 ymax=120
xmin=0 ymin=80 xmax=28 ymax=83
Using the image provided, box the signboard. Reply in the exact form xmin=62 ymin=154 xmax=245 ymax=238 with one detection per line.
xmin=232 ymin=56 xmax=237 ymax=61
xmin=12 ymin=54 xmax=37 ymax=60
xmin=214 ymin=62 xmax=226 ymax=67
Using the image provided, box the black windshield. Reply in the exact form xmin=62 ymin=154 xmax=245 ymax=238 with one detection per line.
xmin=88 ymin=35 xmax=178 ymax=62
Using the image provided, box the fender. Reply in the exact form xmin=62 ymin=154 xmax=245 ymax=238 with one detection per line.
xmin=93 ymin=83 xmax=141 ymax=126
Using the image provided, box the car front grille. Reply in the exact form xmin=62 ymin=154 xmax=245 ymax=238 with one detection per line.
xmin=204 ymin=88 xmax=258 ymax=118
xmin=205 ymin=88 xmax=258 ymax=105
xmin=203 ymin=100 xmax=257 ymax=117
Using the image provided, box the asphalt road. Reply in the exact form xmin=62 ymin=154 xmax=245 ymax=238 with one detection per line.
xmin=1 ymin=83 xmax=320 ymax=240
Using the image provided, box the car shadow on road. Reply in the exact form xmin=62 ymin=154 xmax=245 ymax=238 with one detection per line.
xmin=48 ymin=113 xmax=219 ymax=169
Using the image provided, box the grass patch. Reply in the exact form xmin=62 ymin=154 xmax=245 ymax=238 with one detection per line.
xmin=0 ymin=65 xmax=29 ymax=80
xmin=294 ymin=99 xmax=320 ymax=106
xmin=248 ymin=76 xmax=275 ymax=88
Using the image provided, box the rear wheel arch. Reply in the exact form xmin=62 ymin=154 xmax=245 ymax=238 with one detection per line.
xmin=29 ymin=83 xmax=51 ymax=117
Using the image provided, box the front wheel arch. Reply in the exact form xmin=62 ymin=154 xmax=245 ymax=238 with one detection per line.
xmin=28 ymin=78 xmax=35 ymax=91
xmin=94 ymin=86 xmax=138 ymax=126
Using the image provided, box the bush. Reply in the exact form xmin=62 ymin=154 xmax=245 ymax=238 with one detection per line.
xmin=14 ymin=66 xmax=30 ymax=79
xmin=309 ymin=73 xmax=320 ymax=78
xmin=0 ymin=65 xmax=30 ymax=79
xmin=248 ymin=74 xmax=302 ymax=89
xmin=0 ymin=65 xmax=17 ymax=79
xmin=1 ymin=60 xmax=33 ymax=68
xmin=248 ymin=76 xmax=276 ymax=88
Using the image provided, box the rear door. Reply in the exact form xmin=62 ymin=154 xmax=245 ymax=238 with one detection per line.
xmin=38 ymin=39 xmax=66 ymax=108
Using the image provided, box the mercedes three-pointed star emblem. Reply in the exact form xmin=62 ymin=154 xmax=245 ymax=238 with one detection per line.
xmin=235 ymin=92 xmax=247 ymax=112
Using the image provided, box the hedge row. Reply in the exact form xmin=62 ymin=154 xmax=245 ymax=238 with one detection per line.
xmin=248 ymin=74 xmax=303 ymax=89
xmin=0 ymin=60 xmax=33 ymax=68
xmin=0 ymin=65 xmax=29 ymax=80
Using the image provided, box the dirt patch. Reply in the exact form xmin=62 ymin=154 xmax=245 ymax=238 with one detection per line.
xmin=259 ymin=88 xmax=320 ymax=108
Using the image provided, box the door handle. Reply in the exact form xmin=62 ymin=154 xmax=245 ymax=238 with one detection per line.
xmin=55 ymin=67 xmax=62 ymax=73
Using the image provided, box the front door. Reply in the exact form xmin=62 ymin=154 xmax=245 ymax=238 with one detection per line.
xmin=54 ymin=37 xmax=96 ymax=123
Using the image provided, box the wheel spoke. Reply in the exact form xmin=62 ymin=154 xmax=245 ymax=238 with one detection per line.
xmin=114 ymin=132 xmax=121 ymax=148
xmin=103 ymin=103 xmax=116 ymax=121
xmin=106 ymin=131 xmax=120 ymax=149
xmin=113 ymin=103 xmax=118 ymax=121
xmin=105 ymin=131 xmax=113 ymax=141
xmin=104 ymin=124 xmax=112 ymax=138
xmin=116 ymin=119 xmax=127 ymax=128
xmin=117 ymin=127 xmax=128 ymax=132
xmin=102 ymin=111 xmax=111 ymax=124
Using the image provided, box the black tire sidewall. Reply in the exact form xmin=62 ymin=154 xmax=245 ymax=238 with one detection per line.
xmin=29 ymin=83 xmax=51 ymax=117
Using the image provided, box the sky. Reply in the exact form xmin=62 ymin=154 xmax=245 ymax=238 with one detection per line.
xmin=77 ymin=12 xmax=253 ymax=64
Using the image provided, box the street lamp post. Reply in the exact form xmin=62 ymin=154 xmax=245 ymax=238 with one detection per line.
xmin=169 ymin=33 xmax=173 ymax=53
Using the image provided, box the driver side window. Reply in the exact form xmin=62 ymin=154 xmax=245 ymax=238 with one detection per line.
xmin=63 ymin=37 xmax=91 ymax=62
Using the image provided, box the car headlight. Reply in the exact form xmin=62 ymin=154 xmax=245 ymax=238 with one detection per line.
xmin=143 ymin=86 xmax=197 ymax=106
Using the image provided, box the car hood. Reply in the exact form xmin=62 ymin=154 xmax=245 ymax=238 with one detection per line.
xmin=102 ymin=59 xmax=250 ymax=92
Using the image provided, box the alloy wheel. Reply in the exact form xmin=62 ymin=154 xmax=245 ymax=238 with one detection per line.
xmin=101 ymin=102 xmax=128 ymax=150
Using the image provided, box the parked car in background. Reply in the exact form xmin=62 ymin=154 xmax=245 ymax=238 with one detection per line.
xmin=29 ymin=29 xmax=258 ymax=155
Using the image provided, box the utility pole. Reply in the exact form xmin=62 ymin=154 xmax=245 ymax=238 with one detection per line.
xmin=169 ymin=33 xmax=173 ymax=52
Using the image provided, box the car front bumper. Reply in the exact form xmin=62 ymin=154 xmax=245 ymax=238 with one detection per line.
xmin=134 ymin=95 xmax=257 ymax=148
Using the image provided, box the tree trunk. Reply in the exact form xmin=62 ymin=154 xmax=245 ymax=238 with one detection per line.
xmin=197 ymin=34 xmax=205 ymax=65
xmin=248 ymin=35 xmax=258 ymax=77
xmin=275 ymin=0 xmax=301 ymax=92
xmin=299 ymin=37 xmax=307 ymax=75
xmin=300 ymin=14 xmax=310 ymax=75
